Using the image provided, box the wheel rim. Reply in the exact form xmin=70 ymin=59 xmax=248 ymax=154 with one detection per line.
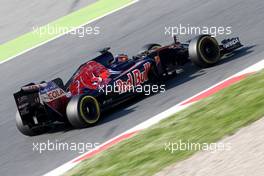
xmin=79 ymin=96 xmax=100 ymax=124
xmin=198 ymin=37 xmax=220 ymax=64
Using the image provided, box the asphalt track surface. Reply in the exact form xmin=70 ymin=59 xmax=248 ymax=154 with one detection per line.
xmin=0 ymin=0 xmax=264 ymax=175
xmin=0 ymin=0 xmax=96 ymax=44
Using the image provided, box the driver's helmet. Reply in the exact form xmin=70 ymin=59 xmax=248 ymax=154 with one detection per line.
xmin=115 ymin=54 xmax=129 ymax=63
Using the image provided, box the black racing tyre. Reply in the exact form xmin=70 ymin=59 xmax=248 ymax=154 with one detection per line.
xmin=16 ymin=111 xmax=40 ymax=136
xmin=66 ymin=95 xmax=101 ymax=128
xmin=143 ymin=43 xmax=162 ymax=51
xmin=189 ymin=35 xmax=220 ymax=68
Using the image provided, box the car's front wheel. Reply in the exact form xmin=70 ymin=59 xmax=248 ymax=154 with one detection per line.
xmin=66 ymin=95 xmax=101 ymax=128
xmin=189 ymin=35 xmax=221 ymax=68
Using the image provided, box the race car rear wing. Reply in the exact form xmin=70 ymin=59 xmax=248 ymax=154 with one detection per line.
xmin=13 ymin=78 xmax=66 ymax=126
xmin=14 ymin=87 xmax=44 ymax=126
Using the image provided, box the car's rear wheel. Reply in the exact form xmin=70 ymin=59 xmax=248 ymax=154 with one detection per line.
xmin=66 ymin=95 xmax=101 ymax=128
xmin=16 ymin=111 xmax=45 ymax=136
xmin=189 ymin=35 xmax=220 ymax=68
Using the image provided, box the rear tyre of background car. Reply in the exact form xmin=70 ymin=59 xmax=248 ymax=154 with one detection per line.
xmin=144 ymin=43 xmax=162 ymax=51
xmin=189 ymin=35 xmax=220 ymax=68
xmin=66 ymin=95 xmax=101 ymax=128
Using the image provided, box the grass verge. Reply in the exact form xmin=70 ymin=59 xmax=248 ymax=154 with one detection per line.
xmin=66 ymin=71 xmax=264 ymax=176
xmin=0 ymin=0 xmax=134 ymax=62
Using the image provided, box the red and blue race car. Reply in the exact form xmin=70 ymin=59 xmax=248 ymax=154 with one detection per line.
xmin=14 ymin=35 xmax=243 ymax=136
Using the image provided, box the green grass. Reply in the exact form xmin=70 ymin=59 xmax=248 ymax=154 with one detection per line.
xmin=0 ymin=0 xmax=133 ymax=62
xmin=66 ymin=71 xmax=264 ymax=176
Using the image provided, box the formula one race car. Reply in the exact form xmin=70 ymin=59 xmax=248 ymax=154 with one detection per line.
xmin=14 ymin=35 xmax=243 ymax=136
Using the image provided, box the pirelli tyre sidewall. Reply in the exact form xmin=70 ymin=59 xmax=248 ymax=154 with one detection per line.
xmin=66 ymin=95 xmax=101 ymax=128
xmin=189 ymin=35 xmax=220 ymax=68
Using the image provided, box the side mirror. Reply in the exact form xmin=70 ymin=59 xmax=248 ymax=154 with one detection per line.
xmin=98 ymin=47 xmax=111 ymax=54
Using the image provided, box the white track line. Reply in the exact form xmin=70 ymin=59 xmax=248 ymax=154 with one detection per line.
xmin=0 ymin=0 xmax=139 ymax=65
xmin=45 ymin=60 xmax=264 ymax=176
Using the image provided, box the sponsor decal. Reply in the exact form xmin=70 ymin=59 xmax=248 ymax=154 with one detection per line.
xmin=18 ymin=102 xmax=29 ymax=109
xmin=115 ymin=73 xmax=133 ymax=93
xmin=40 ymin=82 xmax=66 ymax=102
xmin=40 ymin=82 xmax=57 ymax=94
xmin=21 ymin=85 xmax=39 ymax=91
xmin=115 ymin=62 xmax=151 ymax=93
xmin=103 ymin=98 xmax=113 ymax=105
xmin=17 ymin=95 xmax=27 ymax=104
xmin=42 ymin=88 xmax=65 ymax=102
xmin=222 ymin=37 xmax=240 ymax=49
